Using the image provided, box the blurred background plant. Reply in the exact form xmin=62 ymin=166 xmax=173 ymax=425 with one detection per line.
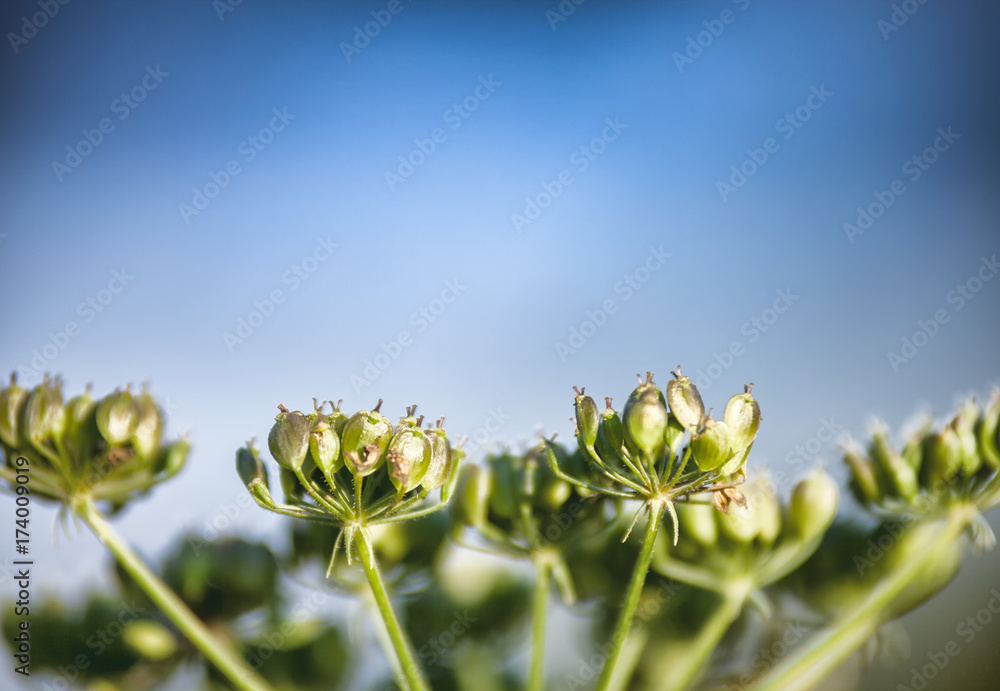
xmin=0 ymin=375 xmax=272 ymax=691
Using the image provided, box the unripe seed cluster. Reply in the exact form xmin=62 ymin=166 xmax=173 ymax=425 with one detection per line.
xmin=0 ymin=373 xmax=188 ymax=504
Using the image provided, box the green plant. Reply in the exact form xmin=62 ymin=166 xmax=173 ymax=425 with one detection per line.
xmin=4 ymin=372 xmax=999 ymax=691
xmin=0 ymin=374 xmax=272 ymax=691
xmin=236 ymin=399 xmax=463 ymax=691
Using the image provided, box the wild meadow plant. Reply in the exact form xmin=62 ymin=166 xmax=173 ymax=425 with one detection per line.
xmin=2 ymin=370 xmax=999 ymax=690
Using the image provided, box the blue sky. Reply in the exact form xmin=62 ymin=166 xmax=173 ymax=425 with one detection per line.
xmin=2 ymin=0 xmax=999 ymax=686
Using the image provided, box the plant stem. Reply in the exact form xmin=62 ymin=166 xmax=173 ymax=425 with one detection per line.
xmin=666 ymin=586 xmax=747 ymax=690
xmin=76 ymin=499 xmax=273 ymax=691
xmin=528 ymin=555 xmax=552 ymax=691
xmin=753 ymin=507 xmax=971 ymax=691
xmin=355 ymin=528 xmax=429 ymax=691
xmin=596 ymin=500 xmax=665 ymax=691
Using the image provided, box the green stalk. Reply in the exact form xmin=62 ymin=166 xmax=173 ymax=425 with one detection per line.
xmin=605 ymin=624 xmax=650 ymax=691
xmin=355 ymin=528 xmax=429 ymax=691
xmin=753 ymin=507 xmax=971 ymax=691
xmin=663 ymin=586 xmax=748 ymax=690
xmin=528 ymin=556 xmax=552 ymax=691
xmin=596 ymin=499 xmax=665 ymax=691
xmin=76 ymin=498 xmax=273 ymax=691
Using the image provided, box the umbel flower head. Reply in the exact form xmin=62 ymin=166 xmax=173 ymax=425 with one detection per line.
xmin=547 ymin=368 xmax=761 ymax=543
xmin=237 ymin=399 xmax=463 ymax=574
xmin=0 ymin=373 xmax=189 ymax=508
xmin=843 ymin=392 xmax=1000 ymax=550
xmin=655 ymin=472 xmax=839 ymax=595
xmin=453 ymin=443 xmax=609 ymax=604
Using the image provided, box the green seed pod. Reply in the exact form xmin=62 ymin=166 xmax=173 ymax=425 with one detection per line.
xmin=309 ymin=414 xmax=342 ymax=487
xmin=900 ymin=433 xmax=924 ymax=475
xmin=573 ymin=387 xmax=601 ymax=454
xmin=441 ymin=443 xmax=465 ymax=502
xmin=753 ymin=484 xmax=782 ymax=545
xmin=844 ymin=449 xmax=881 ymax=506
xmin=96 ymin=388 xmax=138 ymax=446
xmin=953 ymin=404 xmax=981 ymax=478
xmin=61 ymin=388 xmax=99 ymax=465
xmin=724 ymin=384 xmax=761 ymax=453
xmin=236 ymin=445 xmax=269 ymax=491
xmin=718 ymin=440 xmax=753 ymax=478
xmin=327 ymin=402 xmax=349 ymax=435
xmin=0 ymin=373 xmax=28 ymax=447
xmin=666 ymin=366 xmax=705 ymax=432
xmin=717 ymin=502 xmax=757 ymax=544
xmin=158 ymin=439 xmax=190 ymax=479
xmin=921 ymin=427 xmax=963 ymax=490
xmin=488 ymin=453 xmax=521 ymax=521
xmin=123 ymin=620 xmax=177 ymax=661
xmin=396 ymin=405 xmax=422 ymax=431
xmin=280 ymin=466 xmax=306 ymax=504
xmin=623 ymin=372 xmax=668 ymax=463
xmin=340 ymin=400 xmax=392 ymax=478
xmin=422 ymin=419 xmax=453 ymax=491
xmin=676 ymin=501 xmax=717 ymax=548
xmin=789 ymin=471 xmax=839 ymax=541
xmin=869 ymin=429 xmax=918 ymax=501
xmin=691 ymin=414 xmax=733 ymax=472
xmin=131 ymin=389 xmax=163 ymax=463
xmin=663 ymin=412 xmax=685 ymax=455
xmin=977 ymin=393 xmax=1000 ymax=470
xmin=387 ymin=427 xmax=432 ymax=492
xmin=267 ymin=407 xmax=311 ymax=471
xmin=595 ymin=398 xmax=627 ymax=470
xmin=530 ymin=447 xmax=572 ymax=513
xmin=455 ymin=464 xmax=491 ymax=529
xmin=22 ymin=377 xmax=66 ymax=448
